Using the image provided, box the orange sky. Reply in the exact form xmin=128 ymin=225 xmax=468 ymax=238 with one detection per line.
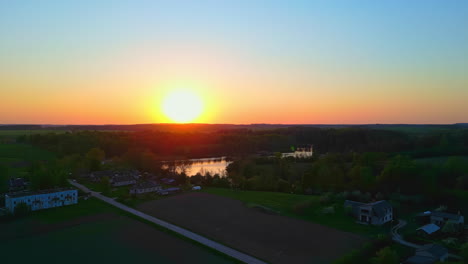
xmin=1 ymin=1 xmax=467 ymax=124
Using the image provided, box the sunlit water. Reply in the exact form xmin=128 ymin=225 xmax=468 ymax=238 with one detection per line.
xmin=162 ymin=157 xmax=232 ymax=177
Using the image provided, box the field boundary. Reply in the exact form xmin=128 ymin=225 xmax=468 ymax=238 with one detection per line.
xmin=68 ymin=180 xmax=267 ymax=264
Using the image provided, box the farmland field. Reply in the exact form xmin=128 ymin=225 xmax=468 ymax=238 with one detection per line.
xmin=0 ymin=198 xmax=238 ymax=264
xmin=203 ymin=188 xmax=390 ymax=236
xmin=138 ymin=192 xmax=368 ymax=264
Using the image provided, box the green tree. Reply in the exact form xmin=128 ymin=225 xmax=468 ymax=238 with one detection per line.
xmin=371 ymin=247 xmax=399 ymax=264
xmin=460 ymin=242 xmax=468 ymax=263
xmin=101 ymin=176 xmax=111 ymax=195
xmin=86 ymin=148 xmax=105 ymax=171
xmin=14 ymin=202 xmax=31 ymax=217
xmin=0 ymin=165 xmax=9 ymax=193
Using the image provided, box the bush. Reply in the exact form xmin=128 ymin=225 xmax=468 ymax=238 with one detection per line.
xmin=321 ymin=206 xmax=335 ymax=215
xmin=14 ymin=202 xmax=31 ymax=217
xmin=292 ymin=200 xmax=315 ymax=215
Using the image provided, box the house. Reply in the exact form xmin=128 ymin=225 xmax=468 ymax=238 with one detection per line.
xmin=129 ymin=181 xmax=162 ymax=195
xmin=158 ymin=187 xmax=181 ymax=195
xmin=430 ymin=211 xmax=464 ymax=229
xmin=110 ymin=174 xmax=137 ymax=187
xmin=161 ymin=178 xmax=176 ymax=185
xmin=8 ymin=178 xmax=28 ymax=191
xmin=416 ymin=223 xmax=440 ymax=236
xmin=404 ymin=244 xmax=448 ymax=264
xmin=344 ymin=200 xmax=393 ymax=225
xmin=86 ymin=170 xmax=141 ymax=183
xmin=5 ymin=188 xmax=78 ymax=213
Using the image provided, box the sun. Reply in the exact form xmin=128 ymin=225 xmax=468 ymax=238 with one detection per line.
xmin=162 ymin=90 xmax=204 ymax=123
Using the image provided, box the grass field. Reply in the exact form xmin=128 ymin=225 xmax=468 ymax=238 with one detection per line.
xmin=0 ymin=198 xmax=238 ymax=264
xmin=203 ymin=188 xmax=390 ymax=237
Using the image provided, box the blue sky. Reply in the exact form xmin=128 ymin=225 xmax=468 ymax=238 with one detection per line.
xmin=0 ymin=0 xmax=467 ymax=124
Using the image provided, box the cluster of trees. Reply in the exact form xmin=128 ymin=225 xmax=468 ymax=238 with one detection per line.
xmin=22 ymin=127 xmax=468 ymax=160
xmin=16 ymin=127 xmax=468 ymax=196
xmin=226 ymin=152 xmax=468 ymax=197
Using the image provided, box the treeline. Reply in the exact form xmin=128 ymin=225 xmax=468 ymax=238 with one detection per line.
xmin=19 ymin=127 xmax=468 ymax=159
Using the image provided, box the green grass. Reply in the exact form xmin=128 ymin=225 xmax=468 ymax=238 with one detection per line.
xmin=31 ymin=197 xmax=119 ymax=224
xmin=204 ymin=187 xmax=390 ymax=237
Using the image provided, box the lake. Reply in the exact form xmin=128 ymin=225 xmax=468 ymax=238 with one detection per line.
xmin=162 ymin=157 xmax=232 ymax=177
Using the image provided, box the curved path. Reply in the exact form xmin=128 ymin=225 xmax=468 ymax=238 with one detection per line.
xmin=68 ymin=180 xmax=267 ymax=264
xmin=391 ymin=219 xmax=462 ymax=260
xmin=391 ymin=220 xmax=421 ymax=249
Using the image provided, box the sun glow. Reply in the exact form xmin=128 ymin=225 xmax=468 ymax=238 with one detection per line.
xmin=162 ymin=90 xmax=204 ymax=123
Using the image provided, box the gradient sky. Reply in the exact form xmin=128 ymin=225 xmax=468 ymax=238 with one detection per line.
xmin=1 ymin=0 xmax=467 ymax=124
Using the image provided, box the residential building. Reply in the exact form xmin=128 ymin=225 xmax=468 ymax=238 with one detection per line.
xmin=161 ymin=178 xmax=176 ymax=185
xmin=5 ymin=188 xmax=78 ymax=213
xmin=129 ymin=181 xmax=162 ymax=194
xmin=8 ymin=178 xmax=28 ymax=191
xmin=404 ymin=244 xmax=448 ymax=264
xmin=344 ymin=200 xmax=393 ymax=225
xmin=110 ymin=175 xmax=137 ymax=187
xmin=430 ymin=211 xmax=464 ymax=229
xmin=416 ymin=223 xmax=440 ymax=236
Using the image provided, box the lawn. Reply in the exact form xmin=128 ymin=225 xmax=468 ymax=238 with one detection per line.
xmin=204 ymin=187 xmax=391 ymax=237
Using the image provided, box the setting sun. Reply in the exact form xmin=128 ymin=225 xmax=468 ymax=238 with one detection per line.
xmin=162 ymin=90 xmax=204 ymax=123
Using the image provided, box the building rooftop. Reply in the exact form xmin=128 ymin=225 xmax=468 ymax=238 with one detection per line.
xmin=431 ymin=211 xmax=463 ymax=221
xmin=416 ymin=244 xmax=448 ymax=259
xmin=131 ymin=181 xmax=160 ymax=190
xmin=417 ymin=224 xmax=440 ymax=235
xmin=6 ymin=188 xmax=77 ymax=198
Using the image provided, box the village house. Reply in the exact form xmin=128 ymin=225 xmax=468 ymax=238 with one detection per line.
xmin=8 ymin=177 xmax=28 ymax=191
xmin=430 ymin=211 xmax=464 ymax=229
xmin=85 ymin=170 xmax=141 ymax=183
xmin=129 ymin=181 xmax=162 ymax=195
xmin=416 ymin=223 xmax=441 ymax=237
xmin=110 ymin=174 xmax=137 ymax=187
xmin=344 ymin=200 xmax=393 ymax=225
xmin=404 ymin=244 xmax=448 ymax=264
xmin=4 ymin=188 xmax=78 ymax=213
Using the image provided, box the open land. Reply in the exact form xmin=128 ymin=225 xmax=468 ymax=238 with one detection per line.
xmin=138 ymin=192 xmax=369 ymax=264
xmin=0 ymin=198 xmax=238 ymax=264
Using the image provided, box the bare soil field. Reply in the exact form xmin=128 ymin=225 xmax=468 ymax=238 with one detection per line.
xmin=0 ymin=211 xmax=237 ymax=264
xmin=138 ymin=192 xmax=369 ymax=264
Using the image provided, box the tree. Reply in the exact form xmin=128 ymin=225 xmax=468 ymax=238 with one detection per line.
xmin=460 ymin=242 xmax=468 ymax=263
xmin=0 ymin=165 xmax=9 ymax=193
xmin=14 ymin=202 xmax=31 ymax=217
xmin=371 ymin=247 xmax=399 ymax=264
xmin=442 ymin=221 xmax=459 ymax=235
xmin=100 ymin=176 xmax=111 ymax=195
xmin=86 ymin=148 xmax=105 ymax=171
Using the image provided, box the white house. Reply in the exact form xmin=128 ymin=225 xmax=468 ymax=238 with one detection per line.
xmin=344 ymin=200 xmax=393 ymax=225
xmin=5 ymin=188 xmax=78 ymax=213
